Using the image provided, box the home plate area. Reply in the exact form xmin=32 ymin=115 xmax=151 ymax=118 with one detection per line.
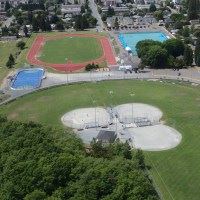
xmin=61 ymin=103 xmax=182 ymax=151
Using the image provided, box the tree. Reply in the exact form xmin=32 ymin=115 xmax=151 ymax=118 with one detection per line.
xmin=5 ymin=1 xmax=11 ymax=11
xmin=136 ymin=39 xmax=162 ymax=58
xmin=154 ymin=10 xmax=163 ymax=21
xmin=194 ymin=29 xmax=200 ymax=38
xmin=82 ymin=15 xmax=89 ymax=29
xmin=74 ymin=15 xmax=89 ymax=30
xmin=81 ymin=5 xmax=85 ymax=13
xmin=0 ymin=117 xmax=159 ymax=199
xmin=187 ymin=0 xmax=199 ymax=20
xmin=16 ymin=41 xmax=26 ymax=50
xmin=149 ymin=3 xmax=157 ymax=12
xmin=6 ymin=54 xmax=15 ymax=68
xmin=45 ymin=18 xmax=52 ymax=31
xmin=101 ymin=14 xmax=107 ymax=21
xmin=32 ymin=17 xmax=39 ymax=32
xmin=182 ymin=26 xmax=190 ymax=37
xmin=114 ymin=17 xmax=119 ymax=29
xmin=163 ymin=39 xmax=185 ymax=57
xmin=170 ymin=13 xmax=185 ymax=22
xmin=85 ymin=63 xmax=99 ymax=71
xmin=50 ymin=15 xmax=60 ymax=24
xmin=143 ymin=45 xmax=169 ymax=68
xmin=195 ymin=38 xmax=200 ymax=66
xmin=183 ymin=45 xmax=193 ymax=66
xmin=88 ymin=16 xmax=98 ymax=27
xmin=27 ymin=11 xmax=33 ymax=23
xmin=107 ymin=6 xmax=115 ymax=17
xmin=24 ymin=190 xmax=46 ymax=200
xmin=56 ymin=21 xmax=65 ymax=30
xmin=74 ymin=15 xmax=82 ymax=30
xmin=23 ymin=25 xmax=29 ymax=37
xmin=135 ymin=150 xmax=146 ymax=170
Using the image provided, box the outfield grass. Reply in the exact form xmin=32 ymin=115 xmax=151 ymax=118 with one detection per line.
xmin=39 ymin=36 xmax=103 ymax=64
xmin=0 ymin=80 xmax=200 ymax=199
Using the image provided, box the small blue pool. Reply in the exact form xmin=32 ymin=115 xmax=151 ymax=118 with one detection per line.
xmin=11 ymin=68 xmax=44 ymax=90
xmin=118 ymin=32 xmax=169 ymax=55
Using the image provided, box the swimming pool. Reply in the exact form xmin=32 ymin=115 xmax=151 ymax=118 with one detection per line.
xmin=11 ymin=68 xmax=44 ymax=90
xmin=118 ymin=32 xmax=168 ymax=55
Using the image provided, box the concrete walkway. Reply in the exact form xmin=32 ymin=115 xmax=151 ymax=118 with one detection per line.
xmin=1 ymin=67 xmax=200 ymax=106
xmin=89 ymin=0 xmax=104 ymax=31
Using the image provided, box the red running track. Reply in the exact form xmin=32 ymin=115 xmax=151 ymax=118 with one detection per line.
xmin=27 ymin=34 xmax=117 ymax=72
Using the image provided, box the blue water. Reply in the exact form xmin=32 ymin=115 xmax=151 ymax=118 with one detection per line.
xmin=118 ymin=32 xmax=168 ymax=55
xmin=11 ymin=68 xmax=44 ymax=90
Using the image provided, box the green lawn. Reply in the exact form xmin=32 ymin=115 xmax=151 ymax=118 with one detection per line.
xmin=1 ymin=80 xmax=200 ymax=200
xmin=0 ymin=41 xmax=18 ymax=82
xmin=0 ymin=36 xmax=35 ymax=83
xmin=40 ymin=36 xmax=103 ymax=64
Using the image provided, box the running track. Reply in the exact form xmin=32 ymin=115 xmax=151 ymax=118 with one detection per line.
xmin=27 ymin=33 xmax=117 ymax=72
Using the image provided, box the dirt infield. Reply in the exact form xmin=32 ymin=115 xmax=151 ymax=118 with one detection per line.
xmin=27 ymin=33 xmax=116 ymax=72
xmin=61 ymin=104 xmax=182 ymax=151
xmin=114 ymin=103 xmax=163 ymax=124
xmin=127 ymin=125 xmax=182 ymax=151
xmin=61 ymin=107 xmax=110 ymax=129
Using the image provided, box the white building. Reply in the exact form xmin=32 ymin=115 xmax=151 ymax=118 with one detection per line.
xmin=61 ymin=4 xmax=82 ymax=16
xmin=102 ymin=0 xmax=122 ymax=7
xmin=144 ymin=0 xmax=155 ymax=4
xmin=63 ymin=0 xmax=85 ymax=5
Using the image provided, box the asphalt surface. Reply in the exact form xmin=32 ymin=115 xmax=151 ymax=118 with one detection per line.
xmin=89 ymin=0 xmax=104 ymax=31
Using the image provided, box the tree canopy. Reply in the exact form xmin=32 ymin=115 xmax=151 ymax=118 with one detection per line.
xmin=187 ymin=0 xmax=199 ymax=20
xmin=163 ymin=39 xmax=185 ymax=57
xmin=195 ymin=38 xmax=200 ymax=66
xmin=0 ymin=116 xmax=159 ymax=200
xmin=136 ymin=39 xmax=189 ymax=68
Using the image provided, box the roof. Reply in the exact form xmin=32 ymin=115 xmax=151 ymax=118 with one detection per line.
xmin=96 ymin=130 xmax=116 ymax=143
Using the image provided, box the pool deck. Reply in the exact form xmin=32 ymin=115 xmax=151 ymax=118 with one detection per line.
xmin=109 ymin=25 xmax=175 ymax=68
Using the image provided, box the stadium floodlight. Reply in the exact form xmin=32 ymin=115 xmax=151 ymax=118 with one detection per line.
xmin=92 ymin=100 xmax=97 ymax=130
xmin=130 ymin=92 xmax=135 ymax=123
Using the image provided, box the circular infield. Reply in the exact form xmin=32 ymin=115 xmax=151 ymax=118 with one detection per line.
xmin=61 ymin=103 xmax=182 ymax=151
xmin=61 ymin=107 xmax=110 ymax=129
xmin=114 ymin=103 xmax=163 ymax=124
xmin=128 ymin=125 xmax=182 ymax=151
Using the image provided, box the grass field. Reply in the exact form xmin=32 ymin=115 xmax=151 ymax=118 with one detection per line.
xmin=39 ymin=36 xmax=103 ymax=64
xmin=0 ymin=31 xmax=106 ymax=83
xmin=0 ymin=41 xmax=18 ymax=82
xmin=0 ymin=80 xmax=200 ymax=200
xmin=0 ymin=36 xmax=36 ymax=83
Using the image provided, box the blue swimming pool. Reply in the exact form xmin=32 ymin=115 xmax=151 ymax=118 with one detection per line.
xmin=118 ymin=32 xmax=169 ymax=55
xmin=11 ymin=68 xmax=44 ymax=90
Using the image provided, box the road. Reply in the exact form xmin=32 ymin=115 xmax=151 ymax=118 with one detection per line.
xmin=167 ymin=6 xmax=179 ymax=14
xmin=89 ymin=0 xmax=104 ymax=31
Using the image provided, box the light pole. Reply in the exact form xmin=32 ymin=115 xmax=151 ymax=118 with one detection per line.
xmin=130 ymin=92 xmax=135 ymax=123
xmin=93 ymin=100 xmax=97 ymax=130
xmin=65 ymin=58 xmax=68 ymax=84
xmin=109 ymin=90 xmax=117 ymax=133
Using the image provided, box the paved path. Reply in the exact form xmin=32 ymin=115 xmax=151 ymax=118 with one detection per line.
xmin=89 ymin=0 xmax=104 ymax=31
xmin=2 ymin=67 xmax=199 ymax=106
